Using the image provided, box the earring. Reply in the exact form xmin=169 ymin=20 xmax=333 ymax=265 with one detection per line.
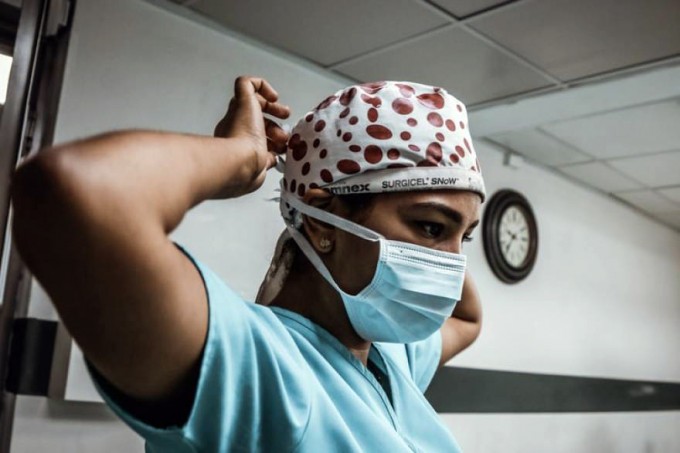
xmin=319 ymin=237 xmax=332 ymax=251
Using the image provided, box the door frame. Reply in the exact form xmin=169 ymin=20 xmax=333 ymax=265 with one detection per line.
xmin=0 ymin=0 xmax=73 ymax=450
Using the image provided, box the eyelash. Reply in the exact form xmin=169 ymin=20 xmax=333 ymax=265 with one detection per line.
xmin=416 ymin=222 xmax=475 ymax=243
xmin=416 ymin=221 xmax=444 ymax=238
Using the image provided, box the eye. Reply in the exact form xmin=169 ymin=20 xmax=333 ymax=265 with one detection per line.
xmin=416 ymin=221 xmax=444 ymax=238
xmin=463 ymin=234 xmax=474 ymax=243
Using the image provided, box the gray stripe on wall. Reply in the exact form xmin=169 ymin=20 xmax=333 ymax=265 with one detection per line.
xmin=425 ymin=366 xmax=680 ymax=413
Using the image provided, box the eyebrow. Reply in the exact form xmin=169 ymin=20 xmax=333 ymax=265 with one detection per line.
xmin=410 ymin=202 xmax=480 ymax=229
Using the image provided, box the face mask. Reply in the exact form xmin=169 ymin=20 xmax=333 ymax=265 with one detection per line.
xmin=281 ymin=194 xmax=467 ymax=343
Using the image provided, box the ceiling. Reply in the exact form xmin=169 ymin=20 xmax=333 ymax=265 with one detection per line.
xmin=462 ymin=64 xmax=680 ymax=233
xmin=169 ymin=0 xmax=680 ymax=232
xmin=172 ymin=0 xmax=680 ymax=108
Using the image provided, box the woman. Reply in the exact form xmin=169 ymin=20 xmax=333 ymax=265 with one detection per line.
xmin=10 ymin=76 xmax=484 ymax=452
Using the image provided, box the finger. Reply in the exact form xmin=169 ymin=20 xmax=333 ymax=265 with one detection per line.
xmin=254 ymin=93 xmax=290 ymax=119
xmin=267 ymin=137 xmax=288 ymax=155
xmin=234 ymin=75 xmax=279 ymax=103
xmin=264 ymin=117 xmax=289 ymax=143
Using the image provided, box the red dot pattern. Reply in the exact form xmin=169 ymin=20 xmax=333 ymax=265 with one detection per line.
xmin=361 ymin=94 xmax=382 ymax=108
xmin=321 ymin=169 xmax=333 ymax=182
xmin=316 ymin=95 xmax=337 ymax=110
xmin=290 ymin=134 xmax=307 ymax=161
xmin=283 ymin=80 xmax=483 ymax=202
xmin=417 ymin=93 xmax=444 ymax=109
xmin=392 ymin=98 xmax=413 ymax=115
xmin=426 ymin=142 xmax=443 ymax=163
xmin=396 ymin=83 xmax=415 ymax=97
xmin=427 ymin=112 xmax=443 ymax=127
xmin=365 ymin=145 xmax=383 ymax=164
xmin=367 ymin=125 xmax=392 ymax=140
xmin=338 ymin=159 xmax=361 ymax=174
xmin=340 ymin=87 xmax=357 ymax=106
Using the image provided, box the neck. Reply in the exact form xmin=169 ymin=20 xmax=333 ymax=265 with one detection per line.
xmin=268 ymin=261 xmax=372 ymax=366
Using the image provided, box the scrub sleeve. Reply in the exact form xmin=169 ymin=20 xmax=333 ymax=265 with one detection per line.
xmin=84 ymin=242 xmax=448 ymax=452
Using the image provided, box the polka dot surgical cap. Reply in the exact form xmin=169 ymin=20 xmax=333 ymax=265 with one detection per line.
xmin=277 ymin=80 xmax=486 ymax=225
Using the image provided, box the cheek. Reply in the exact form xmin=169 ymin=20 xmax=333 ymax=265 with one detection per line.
xmin=333 ymin=233 xmax=379 ymax=295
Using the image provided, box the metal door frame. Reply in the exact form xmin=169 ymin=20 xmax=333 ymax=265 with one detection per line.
xmin=0 ymin=0 xmax=73 ymax=450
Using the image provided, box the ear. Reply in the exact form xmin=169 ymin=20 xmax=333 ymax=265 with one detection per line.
xmin=301 ymin=188 xmax=338 ymax=254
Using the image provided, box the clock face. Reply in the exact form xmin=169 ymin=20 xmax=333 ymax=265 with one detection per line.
xmin=499 ymin=205 xmax=531 ymax=269
xmin=482 ymin=190 xmax=538 ymax=284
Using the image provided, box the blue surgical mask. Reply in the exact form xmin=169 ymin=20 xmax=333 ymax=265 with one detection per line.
xmin=282 ymin=194 xmax=467 ymax=343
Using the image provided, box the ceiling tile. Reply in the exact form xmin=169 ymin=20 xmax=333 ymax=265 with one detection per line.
xmin=334 ymin=27 xmax=552 ymax=105
xmin=613 ymin=190 xmax=680 ymax=214
xmin=430 ymin=0 xmax=508 ymax=18
xmin=558 ymin=162 xmax=644 ymax=193
xmin=488 ymin=128 xmax=592 ymax=166
xmin=190 ymin=0 xmax=448 ymax=66
xmin=541 ymin=99 xmax=680 ymax=159
xmin=470 ymin=0 xmax=680 ymax=81
xmin=657 ymin=186 xmax=680 ymax=204
xmin=607 ymin=151 xmax=680 ymax=188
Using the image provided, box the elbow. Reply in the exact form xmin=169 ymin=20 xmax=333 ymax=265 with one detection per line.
xmin=10 ymin=148 xmax=79 ymax=263
xmin=468 ymin=317 xmax=482 ymax=347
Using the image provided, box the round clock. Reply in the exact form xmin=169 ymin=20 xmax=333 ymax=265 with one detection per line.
xmin=482 ymin=189 xmax=538 ymax=284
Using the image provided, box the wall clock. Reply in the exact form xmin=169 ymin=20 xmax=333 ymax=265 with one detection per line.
xmin=482 ymin=189 xmax=538 ymax=284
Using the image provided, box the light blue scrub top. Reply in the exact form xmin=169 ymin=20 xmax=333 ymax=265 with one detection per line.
xmin=86 ymin=242 xmax=462 ymax=452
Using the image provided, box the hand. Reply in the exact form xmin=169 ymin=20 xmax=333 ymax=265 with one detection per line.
xmin=214 ymin=75 xmax=291 ymax=195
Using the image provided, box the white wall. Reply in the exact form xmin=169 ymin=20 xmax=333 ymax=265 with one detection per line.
xmin=450 ymin=138 xmax=680 ymax=383
xmin=11 ymin=0 xmax=680 ymax=451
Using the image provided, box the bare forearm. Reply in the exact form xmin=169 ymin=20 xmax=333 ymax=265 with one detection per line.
xmin=12 ymin=130 xmax=257 ymax=233
xmin=442 ymin=272 xmax=482 ymax=361
xmin=452 ymin=271 xmax=482 ymax=324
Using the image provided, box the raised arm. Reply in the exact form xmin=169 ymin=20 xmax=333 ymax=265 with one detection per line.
xmin=9 ymin=76 xmax=290 ymax=423
xmin=439 ymin=271 xmax=482 ymax=367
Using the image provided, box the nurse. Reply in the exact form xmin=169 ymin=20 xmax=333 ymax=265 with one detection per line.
xmin=10 ymin=76 xmax=484 ymax=452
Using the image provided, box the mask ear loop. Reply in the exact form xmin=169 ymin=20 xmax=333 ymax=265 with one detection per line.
xmin=282 ymin=193 xmax=382 ymax=243
xmin=281 ymin=193 xmax=386 ymax=298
